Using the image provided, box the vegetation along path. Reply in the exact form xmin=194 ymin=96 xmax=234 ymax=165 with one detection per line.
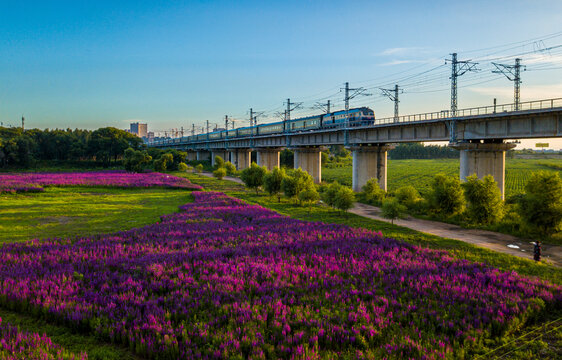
xmin=200 ymin=172 xmax=562 ymax=267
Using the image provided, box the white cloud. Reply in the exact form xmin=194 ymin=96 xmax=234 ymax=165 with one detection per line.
xmin=379 ymin=47 xmax=429 ymax=56
xmin=381 ymin=59 xmax=427 ymax=66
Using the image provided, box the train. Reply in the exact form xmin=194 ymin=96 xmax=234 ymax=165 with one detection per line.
xmin=153 ymin=107 xmax=375 ymax=145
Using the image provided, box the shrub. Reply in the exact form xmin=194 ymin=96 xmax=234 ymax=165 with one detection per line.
xmin=124 ymin=148 xmax=152 ymax=173
xmin=462 ymin=174 xmax=504 ymax=225
xmin=321 ymin=181 xmax=342 ymax=208
xmin=395 ymin=185 xmax=421 ymax=210
xmin=154 ymin=153 xmax=173 ymax=172
xmin=519 ymin=171 xmax=562 ymax=238
xmin=214 ymin=156 xmax=225 ymax=169
xmin=178 ymin=162 xmax=188 ymax=172
xmin=263 ymin=167 xmax=286 ymax=202
xmin=361 ymin=178 xmax=385 ymax=205
xmin=427 ymin=173 xmax=465 ymax=217
xmin=333 ymin=185 xmax=355 ymax=213
xmin=195 ymin=164 xmax=204 ymax=174
xmin=240 ymin=162 xmax=267 ymax=194
xmin=213 ymin=167 xmax=227 ymax=180
xmin=224 ymin=161 xmax=237 ymax=175
xmin=381 ymin=198 xmax=406 ymax=224
xmin=298 ymin=187 xmax=320 ymax=208
xmin=281 ymin=168 xmax=314 ymax=201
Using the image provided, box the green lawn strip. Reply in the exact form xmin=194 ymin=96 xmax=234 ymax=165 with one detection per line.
xmin=0 ymin=308 xmax=139 ymax=360
xmin=0 ymin=186 xmax=193 ymax=243
xmin=175 ymin=172 xmax=562 ymax=285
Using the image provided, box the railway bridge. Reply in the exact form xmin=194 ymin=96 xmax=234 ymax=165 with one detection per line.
xmin=150 ymin=98 xmax=562 ymax=198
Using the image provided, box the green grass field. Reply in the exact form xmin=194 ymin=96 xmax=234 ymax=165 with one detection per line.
xmin=323 ymin=158 xmax=562 ymax=197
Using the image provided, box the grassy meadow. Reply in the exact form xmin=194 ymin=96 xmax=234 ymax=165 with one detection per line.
xmin=323 ymin=158 xmax=562 ymax=197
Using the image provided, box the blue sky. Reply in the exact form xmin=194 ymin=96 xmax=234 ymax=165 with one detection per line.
xmin=1 ymin=0 xmax=562 ymax=148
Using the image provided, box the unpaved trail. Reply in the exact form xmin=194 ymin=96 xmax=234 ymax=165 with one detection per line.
xmin=198 ymin=172 xmax=561 ymax=267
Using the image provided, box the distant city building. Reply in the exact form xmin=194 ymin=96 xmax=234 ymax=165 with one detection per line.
xmin=147 ymin=131 xmax=155 ymax=141
xmin=130 ymin=122 xmax=147 ymax=138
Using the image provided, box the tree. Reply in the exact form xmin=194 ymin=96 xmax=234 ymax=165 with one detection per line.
xmin=395 ymin=185 xmax=421 ymax=210
xmin=361 ymin=178 xmax=385 ymax=205
xmin=124 ymin=148 xmax=152 ymax=173
xmin=263 ymin=167 xmax=286 ymax=202
xmin=381 ymin=198 xmax=406 ymax=224
xmin=333 ymin=185 xmax=355 ymax=213
xmin=462 ymin=174 xmax=504 ymax=225
xmin=195 ymin=164 xmax=204 ymax=173
xmin=88 ymin=127 xmax=143 ymax=166
xmin=214 ymin=155 xmax=225 ymax=169
xmin=178 ymin=162 xmax=188 ymax=172
xmin=321 ymin=181 xmax=342 ymax=208
xmin=224 ymin=161 xmax=236 ymax=175
xmin=213 ymin=167 xmax=227 ymax=180
xmin=427 ymin=173 xmax=465 ymax=217
xmin=298 ymin=187 xmax=320 ymax=209
xmin=519 ymin=171 xmax=562 ymax=238
xmin=281 ymin=168 xmax=315 ymax=201
xmin=154 ymin=153 xmax=173 ymax=172
xmin=240 ymin=162 xmax=267 ymax=194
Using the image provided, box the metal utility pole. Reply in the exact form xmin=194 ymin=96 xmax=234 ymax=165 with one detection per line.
xmin=21 ymin=116 xmax=24 ymax=131
xmin=283 ymin=98 xmax=302 ymax=131
xmin=492 ymin=58 xmax=525 ymax=110
xmin=225 ymin=115 xmax=229 ymax=131
xmin=250 ymin=108 xmax=254 ymax=127
xmin=191 ymin=124 xmax=195 ymax=136
xmin=314 ymin=100 xmax=331 ymax=114
xmin=340 ymin=82 xmax=371 ymax=144
xmin=380 ymin=85 xmax=403 ymax=122
xmin=446 ymin=53 xmax=479 ymax=142
xmin=180 ymin=126 xmax=184 ymax=138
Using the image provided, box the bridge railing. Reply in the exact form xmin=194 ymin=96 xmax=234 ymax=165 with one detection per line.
xmin=374 ymin=97 xmax=562 ymax=125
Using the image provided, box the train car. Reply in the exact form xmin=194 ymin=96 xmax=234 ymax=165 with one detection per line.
xmin=288 ymin=115 xmax=322 ymax=132
xmin=196 ymin=133 xmax=207 ymax=141
xmin=258 ymin=121 xmax=284 ymax=135
xmin=226 ymin=129 xmax=237 ymax=138
xmin=237 ymin=126 xmax=253 ymax=137
xmin=322 ymin=107 xmax=375 ymax=128
xmin=208 ymin=131 xmax=222 ymax=140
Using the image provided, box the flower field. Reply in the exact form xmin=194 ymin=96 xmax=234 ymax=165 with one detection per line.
xmin=0 ymin=171 xmax=202 ymax=193
xmin=0 ymin=317 xmax=87 ymax=359
xmin=0 ymin=191 xmax=560 ymax=359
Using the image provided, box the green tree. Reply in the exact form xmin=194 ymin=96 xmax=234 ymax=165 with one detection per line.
xmin=178 ymin=162 xmax=188 ymax=172
xmin=214 ymin=155 xmax=225 ymax=169
xmin=427 ymin=173 xmax=465 ymax=217
xmin=333 ymin=185 xmax=355 ymax=213
xmin=224 ymin=161 xmax=236 ymax=175
xmin=395 ymin=185 xmax=421 ymax=210
xmin=124 ymin=148 xmax=152 ymax=173
xmin=381 ymin=198 xmax=406 ymax=224
xmin=298 ymin=187 xmax=320 ymax=209
xmin=321 ymin=181 xmax=342 ymax=208
xmin=88 ymin=127 xmax=143 ymax=166
xmin=154 ymin=153 xmax=173 ymax=172
xmin=213 ymin=167 xmax=227 ymax=180
xmin=240 ymin=162 xmax=267 ymax=194
xmin=519 ymin=171 xmax=562 ymax=238
xmin=281 ymin=168 xmax=314 ymax=201
xmin=462 ymin=174 xmax=504 ymax=225
xmin=263 ymin=167 xmax=286 ymax=202
xmin=195 ymin=164 xmax=204 ymax=173
xmin=361 ymin=178 xmax=385 ymax=205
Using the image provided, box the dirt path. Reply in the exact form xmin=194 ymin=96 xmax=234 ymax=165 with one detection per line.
xmin=199 ymin=172 xmax=562 ymax=267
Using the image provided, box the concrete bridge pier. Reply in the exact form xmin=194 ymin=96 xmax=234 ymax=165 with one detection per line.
xmin=230 ymin=149 xmax=252 ymax=170
xmin=256 ymin=148 xmax=281 ymax=170
xmin=293 ymin=147 xmax=325 ymax=183
xmin=186 ymin=151 xmax=197 ymax=162
xmin=196 ymin=150 xmax=211 ymax=162
xmin=211 ymin=150 xmax=229 ymax=167
xmin=451 ymin=141 xmax=516 ymax=199
xmin=350 ymin=144 xmax=394 ymax=192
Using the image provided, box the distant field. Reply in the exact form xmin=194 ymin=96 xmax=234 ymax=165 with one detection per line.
xmin=323 ymin=158 xmax=562 ymax=197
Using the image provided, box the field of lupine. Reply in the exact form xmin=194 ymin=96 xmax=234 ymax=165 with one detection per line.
xmin=0 ymin=191 xmax=560 ymax=359
xmin=0 ymin=317 xmax=87 ymax=359
xmin=0 ymin=171 xmax=202 ymax=193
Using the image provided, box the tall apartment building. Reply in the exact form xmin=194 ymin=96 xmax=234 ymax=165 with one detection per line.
xmin=130 ymin=122 xmax=148 ymax=138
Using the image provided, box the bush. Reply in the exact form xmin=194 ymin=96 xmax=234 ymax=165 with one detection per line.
xmin=281 ymin=168 xmax=314 ymax=201
xmin=195 ymin=164 xmax=204 ymax=174
xmin=519 ymin=171 xmax=562 ymax=238
xmin=124 ymin=148 xmax=152 ymax=173
xmin=213 ymin=167 xmax=227 ymax=180
xmin=427 ymin=173 xmax=465 ymax=217
xmin=154 ymin=153 xmax=173 ymax=172
xmin=178 ymin=162 xmax=188 ymax=172
xmin=395 ymin=185 xmax=421 ymax=210
xmin=298 ymin=187 xmax=320 ymax=208
xmin=333 ymin=185 xmax=355 ymax=213
xmin=240 ymin=162 xmax=267 ymax=194
xmin=224 ymin=161 xmax=236 ymax=175
xmin=462 ymin=174 xmax=504 ymax=225
xmin=214 ymin=156 xmax=225 ymax=169
xmin=361 ymin=178 xmax=385 ymax=205
xmin=263 ymin=167 xmax=286 ymax=202
xmin=381 ymin=198 xmax=406 ymax=224
xmin=321 ymin=181 xmax=342 ymax=208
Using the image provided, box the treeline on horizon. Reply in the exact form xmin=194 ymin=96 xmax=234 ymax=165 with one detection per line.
xmin=0 ymin=126 xmax=144 ymax=168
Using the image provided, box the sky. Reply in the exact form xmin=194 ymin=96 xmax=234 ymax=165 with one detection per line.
xmin=1 ymin=0 xmax=562 ymax=148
